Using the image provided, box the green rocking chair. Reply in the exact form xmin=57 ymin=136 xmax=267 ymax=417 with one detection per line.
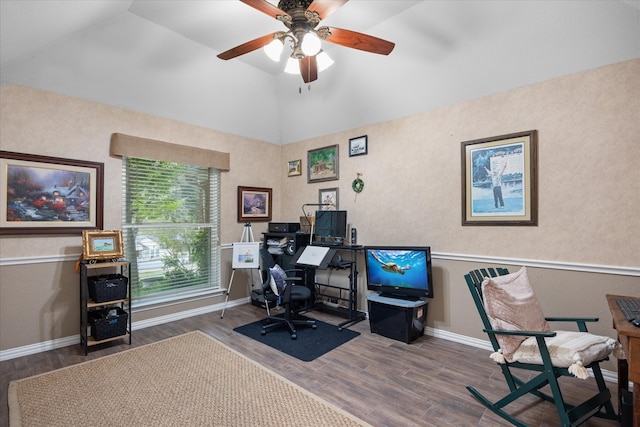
xmin=464 ymin=267 xmax=619 ymax=427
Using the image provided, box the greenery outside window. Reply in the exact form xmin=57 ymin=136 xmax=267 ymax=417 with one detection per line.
xmin=122 ymin=157 xmax=221 ymax=305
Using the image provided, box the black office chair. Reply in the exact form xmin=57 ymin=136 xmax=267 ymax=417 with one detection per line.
xmin=259 ymin=248 xmax=316 ymax=339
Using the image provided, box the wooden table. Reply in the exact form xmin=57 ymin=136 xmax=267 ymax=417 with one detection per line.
xmin=606 ymin=294 xmax=640 ymax=427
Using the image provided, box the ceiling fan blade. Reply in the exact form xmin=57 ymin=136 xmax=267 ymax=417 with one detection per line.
xmin=324 ymin=27 xmax=395 ymax=55
xmin=300 ymin=56 xmax=318 ymax=83
xmin=240 ymin=0 xmax=288 ymax=19
xmin=307 ymin=0 xmax=348 ymax=20
xmin=217 ymin=33 xmax=277 ymax=60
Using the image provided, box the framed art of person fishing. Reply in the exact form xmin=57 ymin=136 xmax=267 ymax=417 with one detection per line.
xmin=461 ymin=130 xmax=538 ymax=226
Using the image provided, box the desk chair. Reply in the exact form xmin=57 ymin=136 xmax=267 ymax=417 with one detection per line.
xmin=465 ymin=266 xmax=620 ymax=426
xmin=259 ymin=248 xmax=316 ymax=340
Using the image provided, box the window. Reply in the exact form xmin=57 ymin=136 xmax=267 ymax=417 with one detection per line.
xmin=122 ymin=157 xmax=221 ymax=305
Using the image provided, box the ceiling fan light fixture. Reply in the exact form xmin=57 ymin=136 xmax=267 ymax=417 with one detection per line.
xmin=316 ymin=51 xmax=334 ymax=72
xmin=300 ymin=31 xmax=321 ymax=57
xmin=284 ymin=57 xmax=299 ymax=74
xmin=264 ymin=38 xmax=284 ymax=62
xmin=219 ymin=0 xmax=395 ymax=83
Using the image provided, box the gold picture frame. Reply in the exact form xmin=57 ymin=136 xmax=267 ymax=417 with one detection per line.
xmin=288 ymin=159 xmax=302 ymax=177
xmin=82 ymin=230 xmax=124 ymax=260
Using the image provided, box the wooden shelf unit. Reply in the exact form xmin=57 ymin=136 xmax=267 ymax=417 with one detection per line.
xmin=79 ymin=260 xmax=132 ymax=355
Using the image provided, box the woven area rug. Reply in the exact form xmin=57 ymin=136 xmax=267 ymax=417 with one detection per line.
xmin=8 ymin=331 xmax=370 ymax=427
xmin=233 ymin=315 xmax=360 ymax=362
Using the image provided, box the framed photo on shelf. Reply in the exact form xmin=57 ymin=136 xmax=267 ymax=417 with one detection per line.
xmin=349 ymin=135 xmax=368 ymax=157
xmin=307 ymin=144 xmax=339 ymax=183
xmin=237 ymin=186 xmax=272 ymax=222
xmin=82 ymin=230 xmax=124 ymax=260
xmin=318 ymin=188 xmax=338 ymax=210
xmin=461 ymin=130 xmax=538 ymax=226
xmin=288 ymin=159 xmax=302 ymax=177
xmin=0 ymin=150 xmax=104 ymax=235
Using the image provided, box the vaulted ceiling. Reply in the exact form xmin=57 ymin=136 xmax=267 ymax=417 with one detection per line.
xmin=1 ymin=1 xmax=638 ymax=144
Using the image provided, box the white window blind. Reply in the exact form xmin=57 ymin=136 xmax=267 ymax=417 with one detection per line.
xmin=122 ymin=156 xmax=221 ymax=305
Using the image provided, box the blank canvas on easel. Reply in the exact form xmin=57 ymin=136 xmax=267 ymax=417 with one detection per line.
xmin=232 ymin=242 xmax=260 ymax=269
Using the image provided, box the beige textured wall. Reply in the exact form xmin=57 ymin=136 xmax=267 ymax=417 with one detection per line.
xmin=0 ymin=85 xmax=279 ymax=350
xmin=0 ymin=84 xmax=280 ymax=253
xmin=281 ymin=59 xmax=640 ymax=267
xmin=1 ymin=59 xmax=639 ymax=359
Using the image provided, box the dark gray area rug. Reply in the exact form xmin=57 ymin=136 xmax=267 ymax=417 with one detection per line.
xmin=234 ymin=315 xmax=360 ymax=362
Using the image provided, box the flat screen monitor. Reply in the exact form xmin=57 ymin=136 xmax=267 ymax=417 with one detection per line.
xmin=364 ymin=246 xmax=433 ymax=299
xmin=314 ymin=210 xmax=347 ymax=243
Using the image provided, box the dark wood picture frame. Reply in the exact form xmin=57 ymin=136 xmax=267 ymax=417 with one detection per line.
xmin=237 ymin=186 xmax=272 ymax=222
xmin=461 ymin=130 xmax=538 ymax=226
xmin=0 ymin=150 xmax=104 ymax=235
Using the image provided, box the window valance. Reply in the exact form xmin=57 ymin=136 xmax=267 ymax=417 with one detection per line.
xmin=110 ymin=133 xmax=230 ymax=171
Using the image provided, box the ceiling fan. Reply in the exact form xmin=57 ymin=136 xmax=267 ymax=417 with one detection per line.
xmin=217 ymin=0 xmax=395 ymax=83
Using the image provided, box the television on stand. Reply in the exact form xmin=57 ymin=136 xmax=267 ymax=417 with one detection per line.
xmin=313 ymin=210 xmax=347 ymax=245
xmin=364 ymin=246 xmax=433 ymax=300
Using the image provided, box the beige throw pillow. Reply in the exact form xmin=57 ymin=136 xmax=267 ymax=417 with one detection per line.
xmin=481 ymin=266 xmax=550 ymax=360
xmin=510 ymin=330 xmax=619 ymax=378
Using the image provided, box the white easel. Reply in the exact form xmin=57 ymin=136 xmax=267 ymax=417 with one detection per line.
xmin=221 ymin=223 xmax=259 ymax=318
xmin=239 ymin=221 xmax=254 ymax=243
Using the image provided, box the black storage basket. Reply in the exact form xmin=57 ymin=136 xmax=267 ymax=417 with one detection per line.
xmin=89 ymin=307 xmax=128 ymax=341
xmin=88 ymin=274 xmax=128 ymax=303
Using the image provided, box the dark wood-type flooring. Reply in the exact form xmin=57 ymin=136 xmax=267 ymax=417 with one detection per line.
xmin=1 ymin=303 xmax=621 ymax=426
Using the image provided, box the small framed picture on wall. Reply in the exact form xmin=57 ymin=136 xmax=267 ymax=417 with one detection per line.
xmin=288 ymin=159 xmax=302 ymax=177
xmin=318 ymin=188 xmax=338 ymax=210
xmin=349 ymin=135 xmax=368 ymax=157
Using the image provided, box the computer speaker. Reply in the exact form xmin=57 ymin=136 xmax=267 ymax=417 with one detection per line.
xmin=285 ymin=241 xmax=296 ymax=256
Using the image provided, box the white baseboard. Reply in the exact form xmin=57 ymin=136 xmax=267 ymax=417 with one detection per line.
xmin=0 ymin=298 xmax=248 ymax=361
xmin=0 ymin=335 xmax=80 ymax=361
xmin=132 ymin=297 xmax=248 ymax=330
xmin=0 ymin=301 xmax=620 ymax=385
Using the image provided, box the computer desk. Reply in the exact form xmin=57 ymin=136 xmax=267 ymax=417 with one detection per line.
xmin=306 ymin=243 xmax=367 ymax=330
xmin=606 ymin=294 xmax=640 ymax=427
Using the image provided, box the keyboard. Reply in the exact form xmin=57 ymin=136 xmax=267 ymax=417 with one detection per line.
xmin=616 ymin=298 xmax=640 ymax=321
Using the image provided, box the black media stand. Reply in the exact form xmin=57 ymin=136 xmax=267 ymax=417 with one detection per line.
xmin=367 ymin=293 xmax=428 ymax=343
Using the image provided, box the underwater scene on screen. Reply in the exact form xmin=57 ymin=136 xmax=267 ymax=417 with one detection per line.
xmin=367 ymin=250 xmax=428 ymax=289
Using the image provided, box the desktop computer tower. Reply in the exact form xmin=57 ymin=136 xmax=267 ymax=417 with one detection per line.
xmin=367 ymin=294 xmax=427 ymax=344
